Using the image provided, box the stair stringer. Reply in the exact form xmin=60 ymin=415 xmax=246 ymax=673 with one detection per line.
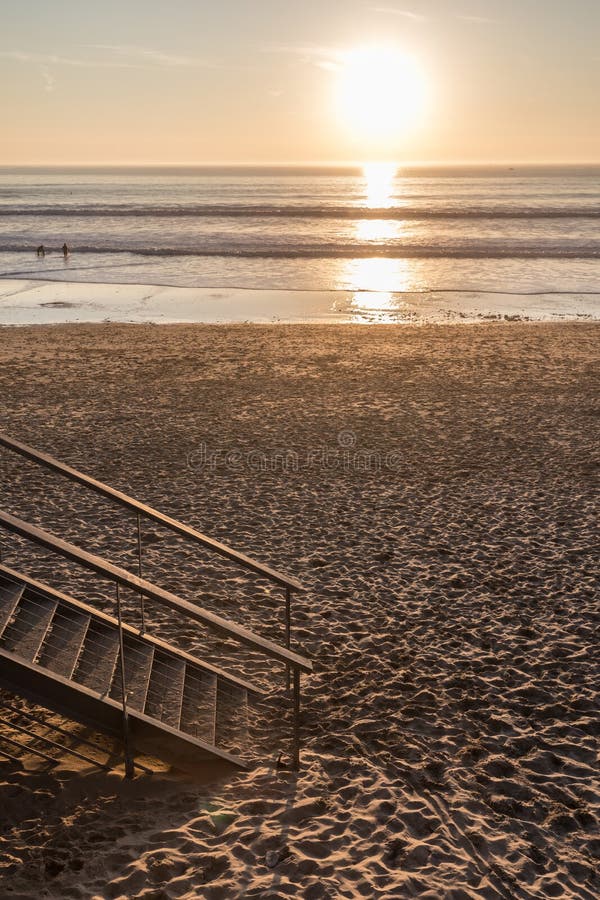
xmin=0 ymin=647 xmax=248 ymax=771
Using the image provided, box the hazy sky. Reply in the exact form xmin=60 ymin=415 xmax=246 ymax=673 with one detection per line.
xmin=1 ymin=0 xmax=599 ymax=165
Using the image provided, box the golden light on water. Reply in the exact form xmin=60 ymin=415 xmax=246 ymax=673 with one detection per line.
xmin=342 ymin=257 xmax=416 ymax=294
xmin=363 ymin=162 xmax=397 ymax=208
xmin=348 ymin=291 xmax=401 ymax=324
xmin=331 ymin=257 xmax=424 ymax=322
xmin=357 ymin=163 xmax=402 ymax=240
xmin=355 ymin=219 xmax=400 ymax=243
xmin=335 ymin=46 xmax=427 ymax=147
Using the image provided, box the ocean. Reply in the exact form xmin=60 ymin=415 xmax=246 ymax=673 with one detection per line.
xmin=0 ymin=165 xmax=599 ymax=323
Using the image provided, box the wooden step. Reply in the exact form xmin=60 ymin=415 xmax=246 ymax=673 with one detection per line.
xmin=72 ymin=621 xmax=121 ymax=695
xmin=0 ymin=594 xmax=58 ymax=662
xmin=110 ymin=638 xmax=154 ymax=712
xmin=36 ymin=606 xmax=91 ymax=679
xmin=0 ymin=578 xmax=26 ymax=638
xmin=215 ymin=681 xmax=248 ymax=755
xmin=179 ymin=666 xmax=217 ymax=744
xmin=144 ymin=651 xmax=186 ymax=729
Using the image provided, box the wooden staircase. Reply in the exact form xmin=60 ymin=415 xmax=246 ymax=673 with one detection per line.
xmin=0 ymin=433 xmax=312 ymax=775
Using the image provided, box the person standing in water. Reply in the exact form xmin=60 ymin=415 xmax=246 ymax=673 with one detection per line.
xmin=36 ymin=244 xmax=45 ymax=257
xmin=62 ymin=243 xmax=69 ymax=258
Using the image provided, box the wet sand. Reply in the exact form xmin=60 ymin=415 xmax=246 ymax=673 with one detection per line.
xmin=1 ymin=277 xmax=599 ymax=324
xmin=0 ymin=322 xmax=598 ymax=899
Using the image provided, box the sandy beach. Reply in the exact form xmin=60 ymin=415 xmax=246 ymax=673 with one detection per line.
xmin=0 ymin=321 xmax=598 ymax=899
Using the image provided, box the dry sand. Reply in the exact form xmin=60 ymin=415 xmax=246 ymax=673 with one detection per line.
xmin=0 ymin=322 xmax=598 ymax=899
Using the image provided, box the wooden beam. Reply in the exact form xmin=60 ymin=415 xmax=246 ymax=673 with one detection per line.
xmin=0 ymin=648 xmax=249 ymax=769
xmin=0 ymin=510 xmax=312 ymax=674
xmin=0 ymin=433 xmax=304 ymax=592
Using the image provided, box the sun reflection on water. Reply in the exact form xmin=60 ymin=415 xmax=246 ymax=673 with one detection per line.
xmin=355 ymin=218 xmax=403 ymax=243
xmin=333 ymin=256 xmax=422 ymax=323
xmin=330 ymin=165 xmax=425 ymax=321
xmin=363 ymin=162 xmax=397 ymax=208
xmin=342 ymin=256 xmax=417 ymax=293
xmin=350 ymin=291 xmax=402 ymax=323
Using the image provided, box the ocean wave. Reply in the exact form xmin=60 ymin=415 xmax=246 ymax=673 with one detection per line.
xmin=0 ymin=204 xmax=599 ymax=220
xmin=1 ymin=243 xmax=599 ymax=260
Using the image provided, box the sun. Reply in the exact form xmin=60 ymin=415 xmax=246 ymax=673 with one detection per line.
xmin=335 ymin=45 xmax=427 ymax=146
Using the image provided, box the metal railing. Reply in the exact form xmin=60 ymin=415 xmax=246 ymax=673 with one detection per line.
xmin=0 ymin=432 xmax=303 ymax=672
xmin=0 ymin=564 xmax=263 ymax=696
xmin=0 ymin=509 xmax=312 ymax=772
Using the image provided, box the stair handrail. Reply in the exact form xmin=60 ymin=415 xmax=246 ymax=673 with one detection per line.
xmin=0 ymin=433 xmax=303 ymax=592
xmin=0 ymin=509 xmax=312 ymax=673
xmin=0 ymin=562 xmax=265 ymax=695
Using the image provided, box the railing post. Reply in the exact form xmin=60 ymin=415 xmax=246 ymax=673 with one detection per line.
xmin=116 ymin=581 xmax=135 ymax=779
xmin=292 ymin=667 xmax=301 ymax=771
xmin=285 ymin=586 xmax=291 ymax=691
xmin=136 ymin=512 xmax=146 ymax=632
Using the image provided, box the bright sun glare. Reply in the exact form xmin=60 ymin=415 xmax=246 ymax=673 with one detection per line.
xmin=335 ymin=46 xmax=427 ymax=146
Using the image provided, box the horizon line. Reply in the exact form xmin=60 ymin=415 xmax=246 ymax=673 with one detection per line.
xmin=1 ymin=160 xmax=599 ymax=169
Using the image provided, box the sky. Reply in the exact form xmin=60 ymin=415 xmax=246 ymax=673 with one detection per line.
xmin=1 ymin=0 xmax=599 ymax=165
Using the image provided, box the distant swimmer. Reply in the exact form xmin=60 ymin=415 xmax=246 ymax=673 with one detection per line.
xmin=62 ymin=243 xmax=69 ymax=258
xmin=36 ymin=244 xmax=45 ymax=257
